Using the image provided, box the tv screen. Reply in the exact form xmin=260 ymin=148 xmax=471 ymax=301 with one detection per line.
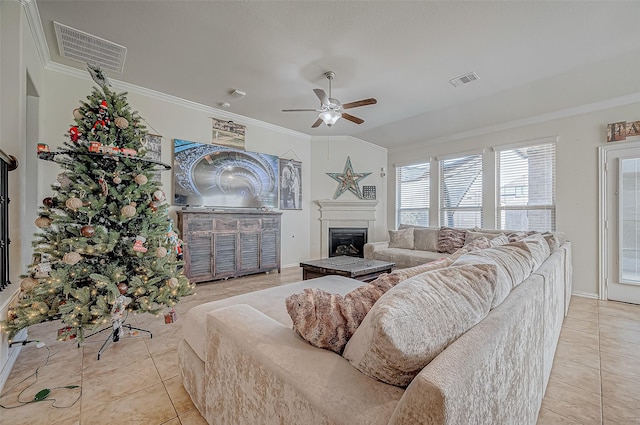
xmin=173 ymin=139 xmax=279 ymax=209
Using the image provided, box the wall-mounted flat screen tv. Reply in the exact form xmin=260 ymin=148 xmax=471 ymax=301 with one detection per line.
xmin=173 ymin=139 xmax=279 ymax=209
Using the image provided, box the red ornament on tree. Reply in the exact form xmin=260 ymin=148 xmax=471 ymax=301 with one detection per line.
xmin=43 ymin=197 xmax=54 ymax=208
xmin=149 ymin=201 xmax=158 ymax=212
xmin=117 ymin=282 xmax=128 ymax=295
xmin=69 ymin=126 xmax=81 ymax=142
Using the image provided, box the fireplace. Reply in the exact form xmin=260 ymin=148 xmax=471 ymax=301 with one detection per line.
xmin=329 ymin=227 xmax=368 ymax=258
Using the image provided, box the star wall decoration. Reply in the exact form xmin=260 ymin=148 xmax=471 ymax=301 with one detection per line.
xmin=326 ymin=156 xmax=371 ymax=199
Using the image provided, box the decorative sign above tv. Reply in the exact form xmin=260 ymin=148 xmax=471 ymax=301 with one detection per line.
xmin=173 ymin=139 xmax=278 ymax=209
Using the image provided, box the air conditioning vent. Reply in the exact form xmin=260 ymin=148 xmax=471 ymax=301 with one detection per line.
xmin=54 ymin=22 xmax=126 ymax=74
xmin=449 ymin=72 xmax=480 ymax=87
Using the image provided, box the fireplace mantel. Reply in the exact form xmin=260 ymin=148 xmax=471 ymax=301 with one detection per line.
xmin=316 ymin=199 xmax=378 ymax=257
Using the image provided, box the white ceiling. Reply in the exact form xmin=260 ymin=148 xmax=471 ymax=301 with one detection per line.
xmin=33 ymin=0 xmax=640 ymax=149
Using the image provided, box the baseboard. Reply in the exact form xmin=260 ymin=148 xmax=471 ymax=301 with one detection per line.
xmin=571 ymin=291 xmax=599 ymax=300
xmin=0 ymin=328 xmax=27 ymax=394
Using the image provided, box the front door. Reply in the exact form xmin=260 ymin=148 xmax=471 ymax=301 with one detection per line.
xmin=601 ymin=142 xmax=640 ymax=304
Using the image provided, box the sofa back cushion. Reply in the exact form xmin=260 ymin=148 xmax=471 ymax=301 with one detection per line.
xmin=343 ymin=263 xmax=497 ymax=387
xmin=452 ymin=241 xmax=534 ymax=308
xmin=388 ymin=228 xmax=415 ymax=249
xmin=413 ymin=227 xmax=440 ymax=251
xmin=520 ymin=233 xmax=551 ymax=269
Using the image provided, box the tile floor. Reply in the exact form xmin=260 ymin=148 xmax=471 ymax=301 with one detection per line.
xmin=1 ymin=267 xmax=639 ymax=424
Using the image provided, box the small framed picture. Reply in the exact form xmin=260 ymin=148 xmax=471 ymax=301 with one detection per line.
xmin=279 ymin=159 xmax=302 ymax=210
xmin=362 ymin=185 xmax=376 ymax=200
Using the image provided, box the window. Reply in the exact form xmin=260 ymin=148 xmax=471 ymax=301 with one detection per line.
xmin=396 ymin=162 xmax=430 ymax=226
xmin=496 ymin=141 xmax=555 ymax=231
xmin=440 ymin=154 xmax=483 ymax=228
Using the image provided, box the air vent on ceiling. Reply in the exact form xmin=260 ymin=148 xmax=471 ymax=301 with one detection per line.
xmin=54 ymin=21 xmax=126 ymax=74
xmin=449 ymin=72 xmax=479 ymax=87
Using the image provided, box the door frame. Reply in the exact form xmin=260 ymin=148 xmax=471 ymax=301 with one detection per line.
xmin=598 ymin=140 xmax=640 ymax=300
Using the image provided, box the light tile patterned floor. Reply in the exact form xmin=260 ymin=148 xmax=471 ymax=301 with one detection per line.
xmin=2 ymin=268 xmax=639 ymax=424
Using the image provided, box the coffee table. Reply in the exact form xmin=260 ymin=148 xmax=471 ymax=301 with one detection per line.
xmin=300 ymin=256 xmax=395 ymax=282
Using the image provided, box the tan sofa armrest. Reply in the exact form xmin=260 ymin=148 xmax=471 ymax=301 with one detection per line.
xmin=205 ymin=304 xmax=403 ymax=425
xmin=364 ymin=241 xmax=390 ymax=260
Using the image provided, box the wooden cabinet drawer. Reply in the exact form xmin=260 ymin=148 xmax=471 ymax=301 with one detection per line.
xmin=214 ymin=218 xmax=237 ymax=231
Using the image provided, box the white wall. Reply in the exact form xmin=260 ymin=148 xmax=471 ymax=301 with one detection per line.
xmin=309 ymin=136 xmax=388 ymax=259
xmin=0 ymin=0 xmax=44 ymax=391
xmin=388 ymin=101 xmax=640 ymax=298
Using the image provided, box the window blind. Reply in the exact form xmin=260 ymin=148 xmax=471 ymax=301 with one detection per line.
xmin=496 ymin=142 xmax=556 ymax=231
xmin=396 ymin=162 xmax=430 ymax=226
xmin=440 ymin=154 xmax=483 ymax=228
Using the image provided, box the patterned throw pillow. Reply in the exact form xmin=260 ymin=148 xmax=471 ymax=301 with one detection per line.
xmin=437 ymin=227 xmax=466 ymax=254
xmin=285 ymin=273 xmax=402 ymax=354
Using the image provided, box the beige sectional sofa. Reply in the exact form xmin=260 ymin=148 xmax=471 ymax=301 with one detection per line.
xmin=178 ymin=233 xmax=572 ymax=425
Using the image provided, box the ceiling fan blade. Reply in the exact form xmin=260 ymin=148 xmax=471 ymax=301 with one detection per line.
xmin=282 ymin=108 xmax=319 ymax=112
xmin=311 ymin=118 xmax=323 ymax=128
xmin=313 ymin=89 xmax=329 ymax=105
xmin=342 ymin=98 xmax=377 ymax=110
xmin=341 ymin=113 xmax=364 ymax=125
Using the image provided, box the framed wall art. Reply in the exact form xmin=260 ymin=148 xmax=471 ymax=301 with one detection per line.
xmin=279 ymin=158 xmax=302 ymax=210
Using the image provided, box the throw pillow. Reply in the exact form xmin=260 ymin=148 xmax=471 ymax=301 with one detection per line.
xmin=413 ymin=227 xmax=440 ymax=252
xmin=437 ymin=227 xmax=466 ymax=254
xmin=388 ymin=228 xmax=415 ymax=249
xmin=342 ymin=263 xmax=497 ymax=387
xmin=285 ymin=273 xmax=403 ymax=354
xmin=284 ymin=288 xmax=349 ymax=354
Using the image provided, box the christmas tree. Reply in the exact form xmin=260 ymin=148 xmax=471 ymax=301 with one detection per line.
xmin=2 ymin=65 xmax=193 ymax=342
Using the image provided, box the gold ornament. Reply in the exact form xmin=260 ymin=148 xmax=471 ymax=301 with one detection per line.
xmin=20 ymin=277 xmax=39 ymax=292
xmin=35 ymin=216 xmax=52 ymax=228
xmin=63 ymin=252 xmax=82 ymax=265
xmin=73 ymin=108 xmax=83 ymax=120
xmin=65 ymin=197 xmax=83 ymax=211
xmin=121 ymin=204 xmax=136 ymax=218
xmin=113 ymin=176 xmax=122 ymax=184
xmin=134 ymin=174 xmax=148 ymax=185
xmin=166 ymin=277 xmax=179 ymax=288
xmin=155 ymin=247 xmax=168 ymax=258
xmin=114 ymin=117 xmax=129 ymax=129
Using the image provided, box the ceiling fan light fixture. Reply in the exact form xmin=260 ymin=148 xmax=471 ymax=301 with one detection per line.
xmin=319 ymin=110 xmax=341 ymax=127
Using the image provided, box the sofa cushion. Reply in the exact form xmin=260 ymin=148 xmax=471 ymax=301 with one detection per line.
xmin=343 ymin=263 xmax=497 ymax=387
xmin=413 ymin=227 xmax=440 ymax=251
xmin=452 ymin=241 xmax=534 ymax=308
xmin=388 ymin=228 xmax=414 ymax=249
xmin=520 ymin=233 xmax=551 ymax=269
xmin=370 ymin=248 xmax=443 ymax=269
xmin=490 ymin=234 xmax=509 ymax=246
xmin=437 ymin=227 xmax=466 ymax=254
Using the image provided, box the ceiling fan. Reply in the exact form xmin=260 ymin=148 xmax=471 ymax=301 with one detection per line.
xmin=282 ymin=71 xmax=377 ymax=128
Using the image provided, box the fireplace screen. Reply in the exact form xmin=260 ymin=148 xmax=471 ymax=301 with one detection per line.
xmin=328 ymin=227 xmax=368 ymax=258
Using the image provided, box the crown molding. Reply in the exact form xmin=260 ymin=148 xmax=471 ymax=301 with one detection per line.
xmin=20 ymin=0 xmax=50 ymax=67
xmin=44 ymin=62 xmax=311 ymax=140
xmin=310 ymin=135 xmax=387 ymax=153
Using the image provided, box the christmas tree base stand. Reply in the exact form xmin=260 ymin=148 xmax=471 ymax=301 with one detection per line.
xmin=81 ymin=323 xmax=153 ymax=360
